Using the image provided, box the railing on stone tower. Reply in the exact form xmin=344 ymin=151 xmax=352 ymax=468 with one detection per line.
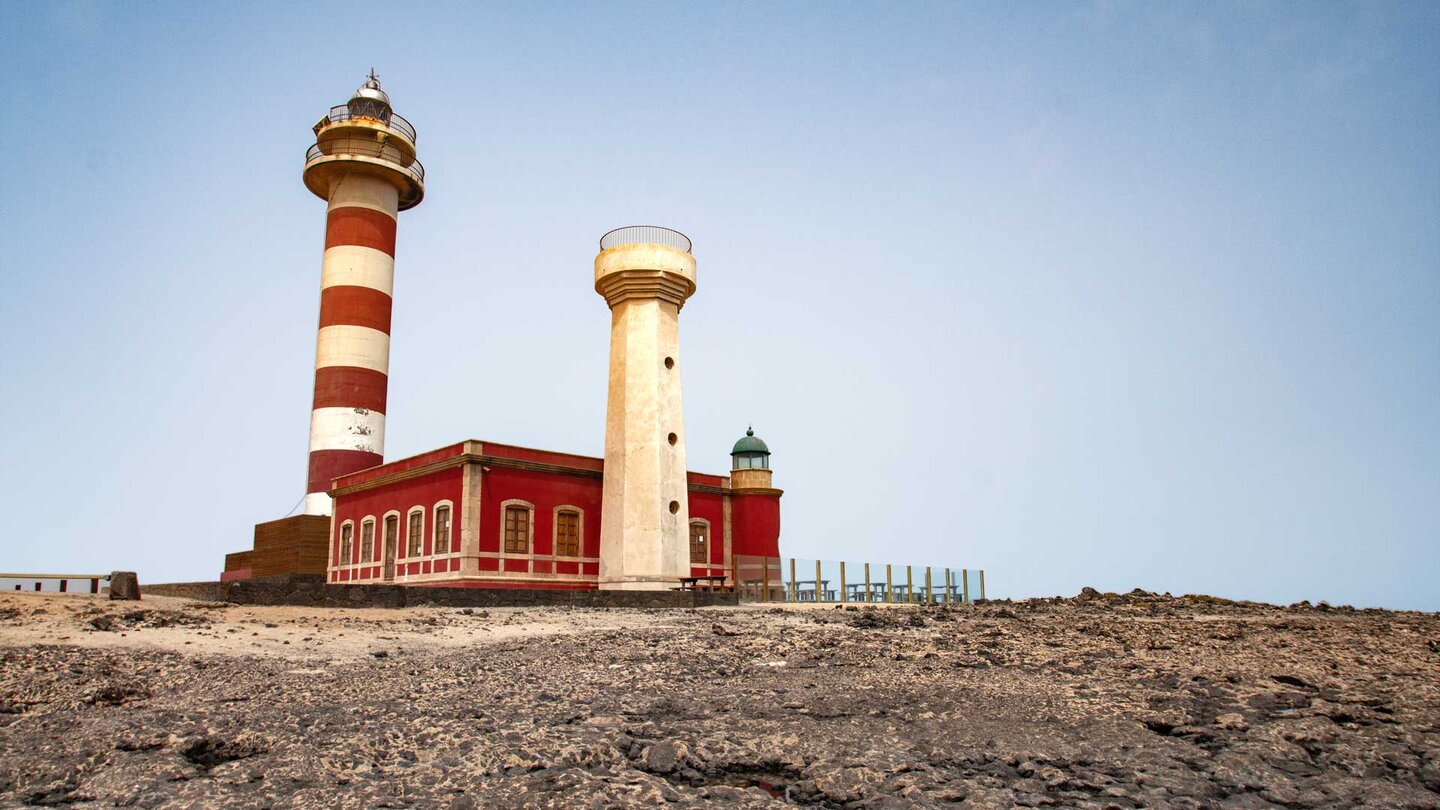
xmin=600 ymin=225 xmax=693 ymax=254
xmin=733 ymin=556 xmax=986 ymax=604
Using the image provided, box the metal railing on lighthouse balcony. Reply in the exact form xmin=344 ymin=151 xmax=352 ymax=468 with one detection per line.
xmin=322 ymin=104 xmax=418 ymax=143
xmin=600 ymin=225 xmax=692 ymax=254
xmin=305 ymin=141 xmax=426 ymax=184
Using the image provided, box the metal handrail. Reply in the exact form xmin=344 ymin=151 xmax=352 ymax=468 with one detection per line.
xmin=324 ymin=104 xmax=418 ymax=143
xmin=600 ymin=225 xmax=692 ymax=254
xmin=305 ymin=142 xmax=425 ymax=184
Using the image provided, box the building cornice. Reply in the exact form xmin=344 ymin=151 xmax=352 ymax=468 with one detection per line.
xmin=332 ymin=453 xmax=736 ymax=498
xmin=729 ymin=487 xmax=785 ymax=498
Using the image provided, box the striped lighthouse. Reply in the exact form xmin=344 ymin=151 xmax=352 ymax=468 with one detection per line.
xmin=299 ymin=71 xmax=425 ymax=515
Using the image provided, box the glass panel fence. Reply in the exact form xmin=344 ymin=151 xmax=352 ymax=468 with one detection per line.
xmin=732 ymin=555 xmax=985 ymax=604
xmin=819 ymin=559 xmax=843 ymax=603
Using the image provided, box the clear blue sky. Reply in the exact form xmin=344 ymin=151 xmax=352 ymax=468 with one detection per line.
xmin=2 ymin=2 xmax=1436 ymax=609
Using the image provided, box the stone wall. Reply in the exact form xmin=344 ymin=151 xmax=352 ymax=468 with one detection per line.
xmin=161 ymin=575 xmax=737 ymax=609
xmin=139 ymin=581 xmax=224 ymax=602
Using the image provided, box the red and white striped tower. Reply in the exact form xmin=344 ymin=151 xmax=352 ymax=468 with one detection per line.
xmin=299 ymin=71 xmax=425 ymax=515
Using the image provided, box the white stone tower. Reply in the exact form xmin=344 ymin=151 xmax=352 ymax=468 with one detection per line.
xmin=594 ymin=226 xmax=697 ymax=590
xmin=299 ymin=71 xmax=425 ymax=515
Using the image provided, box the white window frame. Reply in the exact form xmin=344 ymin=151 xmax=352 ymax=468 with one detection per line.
xmin=405 ymin=506 xmax=425 ymax=559
xmin=499 ymin=499 xmax=536 ymax=557
xmin=359 ymin=516 xmax=376 ymax=565
xmin=338 ymin=519 xmax=355 ymax=567
xmin=432 ymin=500 xmax=455 ymax=557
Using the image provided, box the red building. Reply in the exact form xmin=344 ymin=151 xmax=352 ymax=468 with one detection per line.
xmin=324 ymin=436 xmax=781 ymax=589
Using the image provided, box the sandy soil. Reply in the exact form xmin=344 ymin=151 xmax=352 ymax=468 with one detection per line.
xmin=0 ymin=589 xmax=1437 ymax=809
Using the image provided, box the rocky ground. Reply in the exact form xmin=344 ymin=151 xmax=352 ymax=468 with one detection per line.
xmin=0 ymin=589 xmax=1437 ymax=809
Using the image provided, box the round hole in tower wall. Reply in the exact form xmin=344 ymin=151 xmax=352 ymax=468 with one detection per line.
xmin=669 ymin=501 xmax=680 ymax=515
xmin=668 ymin=432 xmax=677 ymax=446
xmin=664 ymin=357 xmax=674 ymax=369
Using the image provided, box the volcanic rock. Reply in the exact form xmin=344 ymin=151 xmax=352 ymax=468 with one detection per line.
xmin=108 ymin=571 xmax=140 ymax=601
xmin=0 ymin=590 xmax=1436 ymax=808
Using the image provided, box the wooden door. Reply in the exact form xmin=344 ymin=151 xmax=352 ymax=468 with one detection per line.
xmin=383 ymin=515 xmax=398 ymax=581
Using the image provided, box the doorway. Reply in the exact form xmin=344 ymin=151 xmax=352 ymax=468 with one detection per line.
xmin=383 ymin=515 xmax=398 ymax=581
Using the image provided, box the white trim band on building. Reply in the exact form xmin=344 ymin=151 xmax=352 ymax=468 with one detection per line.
xmin=307 ymin=406 xmax=387 ymax=454
xmin=320 ymin=245 xmax=396 ymax=295
xmin=315 ymin=325 xmax=391 ymax=374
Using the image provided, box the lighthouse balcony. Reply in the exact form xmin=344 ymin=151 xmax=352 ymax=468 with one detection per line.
xmin=304 ymin=140 xmax=425 ymax=210
xmin=317 ymin=103 xmax=417 ymax=144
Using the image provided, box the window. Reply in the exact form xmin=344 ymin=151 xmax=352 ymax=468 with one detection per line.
xmin=383 ymin=515 xmax=398 ymax=560
xmin=360 ymin=519 xmax=375 ymax=563
xmin=434 ymin=505 xmax=451 ymax=555
xmin=504 ymin=506 xmax=530 ymax=554
xmin=689 ymin=521 xmax=708 ymax=564
xmin=340 ymin=523 xmax=353 ymax=566
xmin=408 ymin=510 xmax=423 ymax=557
xmin=555 ymin=510 xmax=580 ymax=557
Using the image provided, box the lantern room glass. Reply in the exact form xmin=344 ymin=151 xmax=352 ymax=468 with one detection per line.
xmin=734 ymin=454 xmax=769 ymax=470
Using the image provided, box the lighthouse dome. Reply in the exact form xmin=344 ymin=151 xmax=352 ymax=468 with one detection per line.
xmin=731 ymin=427 xmax=770 ymax=455
xmin=351 ymin=69 xmax=391 ymax=107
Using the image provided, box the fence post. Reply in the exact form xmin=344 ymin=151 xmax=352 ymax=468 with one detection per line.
xmin=980 ymin=570 xmax=986 ymax=600
xmin=815 ymin=559 xmax=823 ymax=603
xmin=789 ymin=558 xmax=797 ymax=602
xmin=924 ymin=567 xmax=932 ymax=605
xmin=962 ymin=569 xmax=970 ymax=604
xmin=906 ymin=566 xmax=914 ymax=604
xmin=839 ymin=561 xmax=847 ymax=603
xmin=864 ymin=563 xmax=871 ymax=603
xmin=885 ymin=565 xmax=893 ymax=604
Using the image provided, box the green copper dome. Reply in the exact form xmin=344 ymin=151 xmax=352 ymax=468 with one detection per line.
xmin=731 ymin=426 xmax=770 ymax=456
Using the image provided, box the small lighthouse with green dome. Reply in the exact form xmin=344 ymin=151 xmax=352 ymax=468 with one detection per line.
xmin=730 ymin=427 xmax=774 ymax=491
xmin=727 ymin=425 xmax=782 ymax=562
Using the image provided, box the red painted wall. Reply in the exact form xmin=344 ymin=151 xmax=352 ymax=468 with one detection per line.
xmin=730 ymin=493 xmax=781 ymax=558
xmin=686 ymin=489 xmax=727 ymax=576
xmin=479 ymin=464 xmax=604 ymax=579
xmin=330 ymin=465 xmax=463 ymax=583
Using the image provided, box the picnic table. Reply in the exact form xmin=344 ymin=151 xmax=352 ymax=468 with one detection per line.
xmin=677 ymin=575 xmax=733 ymax=592
xmin=846 ymin=582 xmax=889 ymax=602
xmin=739 ymin=578 xmax=785 ymax=601
xmin=792 ymin=579 xmax=834 ymax=602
